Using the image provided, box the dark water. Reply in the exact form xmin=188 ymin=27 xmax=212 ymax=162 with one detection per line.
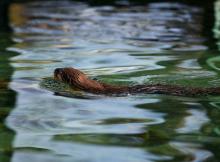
xmin=1 ymin=1 xmax=220 ymax=162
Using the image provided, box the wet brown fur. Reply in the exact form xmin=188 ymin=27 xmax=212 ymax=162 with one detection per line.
xmin=54 ymin=67 xmax=220 ymax=96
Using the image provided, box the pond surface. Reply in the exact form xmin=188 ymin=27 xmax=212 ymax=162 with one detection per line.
xmin=1 ymin=1 xmax=220 ymax=162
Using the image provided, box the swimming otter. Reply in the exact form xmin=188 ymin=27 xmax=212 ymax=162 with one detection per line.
xmin=54 ymin=67 xmax=220 ymax=96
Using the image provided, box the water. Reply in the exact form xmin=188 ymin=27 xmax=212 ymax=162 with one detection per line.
xmin=1 ymin=1 xmax=220 ymax=161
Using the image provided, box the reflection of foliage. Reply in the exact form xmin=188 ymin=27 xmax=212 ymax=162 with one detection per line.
xmin=197 ymin=99 xmax=220 ymax=161
xmin=0 ymin=33 xmax=17 ymax=162
xmin=207 ymin=55 xmax=220 ymax=71
xmin=202 ymin=98 xmax=220 ymax=137
xmin=53 ymin=98 xmax=193 ymax=160
xmin=214 ymin=0 xmax=220 ymax=50
xmin=100 ymin=50 xmax=220 ymax=88
xmin=54 ymin=132 xmax=187 ymax=158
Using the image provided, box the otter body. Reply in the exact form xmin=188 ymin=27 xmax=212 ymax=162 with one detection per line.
xmin=54 ymin=67 xmax=220 ymax=96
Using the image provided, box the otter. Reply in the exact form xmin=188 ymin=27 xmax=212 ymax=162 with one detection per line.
xmin=54 ymin=67 xmax=220 ymax=96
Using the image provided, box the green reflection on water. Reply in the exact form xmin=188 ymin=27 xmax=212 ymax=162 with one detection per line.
xmin=0 ymin=33 xmax=18 ymax=162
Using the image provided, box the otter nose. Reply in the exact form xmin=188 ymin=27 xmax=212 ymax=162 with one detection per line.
xmin=54 ymin=68 xmax=62 ymax=74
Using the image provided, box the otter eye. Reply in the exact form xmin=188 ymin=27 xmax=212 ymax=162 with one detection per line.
xmin=55 ymin=68 xmax=62 ymax=74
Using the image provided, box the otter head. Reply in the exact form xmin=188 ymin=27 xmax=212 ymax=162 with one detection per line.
xmin=54 ymin=67 xmax=104 ymax=91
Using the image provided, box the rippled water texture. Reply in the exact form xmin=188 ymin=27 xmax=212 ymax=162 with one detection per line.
xmin=2 ymin=1 xmax=220 ymax=162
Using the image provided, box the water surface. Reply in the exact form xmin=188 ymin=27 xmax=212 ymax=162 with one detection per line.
xmin=1 ymin=1 xmax=220 ymax=162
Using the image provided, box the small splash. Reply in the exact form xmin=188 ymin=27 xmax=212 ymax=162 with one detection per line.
xmin=40 ymin=77 xmax=99 ymax=99
xmin=40 ymin=77 xmax=71 ymax=92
